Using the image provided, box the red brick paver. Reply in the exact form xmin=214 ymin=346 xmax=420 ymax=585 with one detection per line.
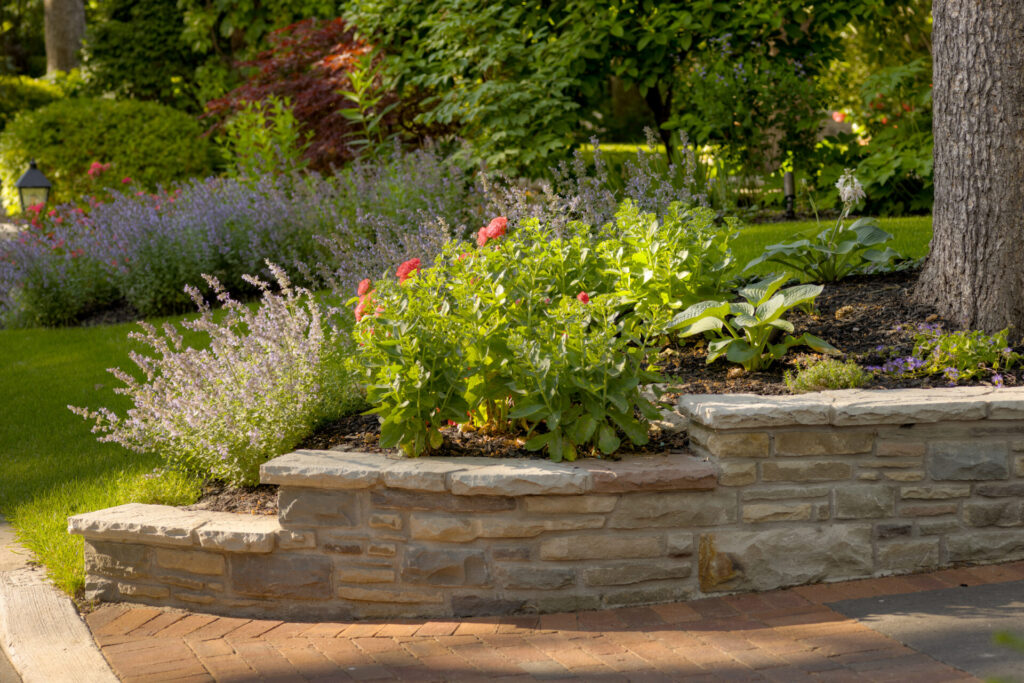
xmin=87 ymin=563 xmax=1024 ymax=682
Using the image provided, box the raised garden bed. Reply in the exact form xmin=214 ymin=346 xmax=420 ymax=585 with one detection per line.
xmin=70 ymin=386 xmax=1024 ymax=619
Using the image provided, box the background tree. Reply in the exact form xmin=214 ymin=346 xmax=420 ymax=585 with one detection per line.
xmin=43 ymin=0 xmax=85 ymax=74
xmin=915 ymin=0 xmax=1024 ymax=333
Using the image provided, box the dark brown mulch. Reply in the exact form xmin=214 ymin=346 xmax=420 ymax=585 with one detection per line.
xmin=185 ymin=480 xmax=278 ymax=516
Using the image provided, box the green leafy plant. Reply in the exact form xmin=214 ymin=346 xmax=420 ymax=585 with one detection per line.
xmin=670 ymin=273 xmax=838 ymax=372
xmin=784 ymin=356 xmax=869 ymax=393
xmin=337 ymin=52 xmax=398 ymax=156
xmin=0 ymin=75 xmax=61 ymax=130
xmin=913 ymin=325 xmax=1019 ymax=385
xmin=745 ymin=170 xmax=905 ymax=282
xmin=217 ymin=94 xmax=310 ymax=179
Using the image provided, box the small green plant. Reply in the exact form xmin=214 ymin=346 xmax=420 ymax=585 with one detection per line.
xmin=669 ymin=273 xmax=838 ymax=372
xmin=217 ymin=95 xmax=310 ymax=179
xmin=785 ymin=356 xmax=869 ymax=393
xmin=913 ymin=324 xmax=1019 ymax=385
xmin=337 ymin=52 xmax=398 ymax=157
xmin=124 ymin=467 xmax=203 ymax=506
xmin=745 ymin=170 xmax=905 ymax=282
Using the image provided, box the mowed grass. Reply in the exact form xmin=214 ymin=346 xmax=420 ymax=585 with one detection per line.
xmin=0 ymin=215 xmax=932 ymax=596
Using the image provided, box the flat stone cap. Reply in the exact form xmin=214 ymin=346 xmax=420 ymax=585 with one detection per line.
xmin=678 ymin=386 xmax=1023 ymax=428
xmin=261 ymin=450 xmax=716 ymax=496
xmin=68 ymin=503 xmax=280 ymax=552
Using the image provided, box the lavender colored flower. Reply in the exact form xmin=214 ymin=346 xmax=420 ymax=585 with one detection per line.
xmin=992 ymin=373 xmax=1004 ymax=387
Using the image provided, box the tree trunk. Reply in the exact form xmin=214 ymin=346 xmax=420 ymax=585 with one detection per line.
xmin=44 ymin=0 xmax=85 ymax=74
xmin=915 ymin=0 xmax=1024 ymax=334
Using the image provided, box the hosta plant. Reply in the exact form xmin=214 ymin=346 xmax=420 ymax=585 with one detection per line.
xmin=669 ymin=273 xmax=838 ymax=372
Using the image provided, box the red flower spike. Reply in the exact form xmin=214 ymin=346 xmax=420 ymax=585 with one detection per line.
xmin=476 ymin=227 xmax=488 ymax=247
xmin=483 ymin=216 xmax=507 ymax=240
xmin=577 ymin=291 xmax=590 ymax=304
xmin=357 ymin=278 xmax=372 ymax=296
xmin=396 ymin=258 xmax=421 ymax=283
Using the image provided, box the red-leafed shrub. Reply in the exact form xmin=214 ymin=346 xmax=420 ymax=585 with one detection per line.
xmin=205 ymin=18 xmax=400 ymax=171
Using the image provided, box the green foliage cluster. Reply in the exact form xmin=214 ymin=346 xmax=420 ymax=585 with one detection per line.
xmin=0 ymin=98 xmax=215 ymax=213
xmin=217 ymin=95 xmax=310 ymax=179
xmin=0 ymin=75 xmax=61 ymax=130
xmin=784 ymin=357 xmax=869 ymax=393
xmin=911 ymin=326 xmax=1021 ymax=385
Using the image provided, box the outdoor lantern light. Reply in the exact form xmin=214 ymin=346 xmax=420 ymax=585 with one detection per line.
xmin=15 ymin=160 xmax=52 ymax=213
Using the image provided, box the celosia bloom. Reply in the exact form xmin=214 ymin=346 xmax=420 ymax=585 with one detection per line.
xmin=477 ymin=227 xmax=489 ymax=247
xmin=396 ymin=258 xmax=421 ymax=283
xmin=484 ymin=216 xmax=507 ymax=239
xmin=354 ymin=296 xmax=369 ymax=322
xmin=357 ymin=278 xmax=372 ymax=296
xmin=577 ymin=291 xmax=590 ymax=304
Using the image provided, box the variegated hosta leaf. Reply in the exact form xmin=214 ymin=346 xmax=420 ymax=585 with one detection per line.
xmin=755 ymin=293 xmax=785 ymax=321
xmin=668 ymin=300 xmax=728 ymax=330
xmin=781 ymin=283 xmax=824 ymax=308
xmin=768 ymin=318 xmax=795 ymax=333
xmin=680 ymin=316 xmax=725 ymax=337
xmin=732 ymin=314 xmax=758 ymax=328
xmin=738 ymin=273 xmax=788 ymax=306
xmin=730 ymin=301 xmax=755 ymax=316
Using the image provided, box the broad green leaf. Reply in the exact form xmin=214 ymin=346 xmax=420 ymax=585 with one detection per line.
xmin=510 ymin=402 xmax=545 ymax=419
xmin=754 ymin=294 xmax=785 ymax=322
xmin=525 ymin=432 xmax=553 ymax=451
xmin=768 ymin=319 xmax=795 ymax=333
xmin=428 ymin=428 xmax=443 ymax=450
xmin=679 ymin=316 xmax=725 ymax=337
xmin=668 ymin=300 xmax=729 ymax=330
xmin=379 ymin=419 xmax=405 ymax=448
xmin=732 ymin=314 xmax=758 ymax=328
xmin=738 ymin=273 xmax=788 ymax=306
xmin=568 ymin=414 xmax=597 ymax=443
xmin=610 ymin=410 xmax=649 ymax=446
xmin=780 ymin=284 xmax=823 ymax=308
xmin=597 ymin=423 xmax=621 ymax=454
xmin=730 ymin=302 xmax=755 ymax=316
xmin=799 ymin=332 xmax=841 ymax=355
xmin=707 ymin=338 xmax=732 ymax=364
xmin=725 ymin=340 xmax=758 ymax=365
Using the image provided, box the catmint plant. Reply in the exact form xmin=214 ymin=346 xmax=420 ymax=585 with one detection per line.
xmin=70 ymin=264 xmax=363 ymax=486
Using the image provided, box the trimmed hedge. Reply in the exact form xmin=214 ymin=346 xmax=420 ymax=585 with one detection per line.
xmin=0 ymin=98 xmax=215 ymax=213
xmin=0 ymin=76 xmax=62 ymax=131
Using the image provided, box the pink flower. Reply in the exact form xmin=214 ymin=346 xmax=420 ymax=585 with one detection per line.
xmin=396 ymin=258 xmax=421 ymax=283
xmin=831 ymin=111 xmax=846 ymax=123
xmin=484 ymin=216 xmax=507 ymax=239
xmin=476 ymin=227 xmax=489 ymax=247
xmin=27 ymin=203 xmax=44 ymax=216
xmin=577 ymin=291 xmax=590 ymax=304
xmin=354 ymin=298 xmax=368 ymax=322
xmin=122 ymin=177 xmax=132 ymax=184
xmin=357 ymin=278 xmax=372 ymax=296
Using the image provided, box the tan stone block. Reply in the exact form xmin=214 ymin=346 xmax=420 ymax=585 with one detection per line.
xmin=741 ymin=486 xmax=831 ymax=501
xmin=173 ymin=592 xmax=216 ymax=605
xmin=276 ymin=530 xmax=316 ymax=550
xmin=761 ymin=461 xmax=853 ymax=482
xmin=367 ymin=543 xmax=396 ymax=557
xmin=876 ymin=539 xmax=939 ymax=572
xmin=900 ymin=485 xmax=971 ymax=499
xmin=1016 ymin=455 xmax=1024 ymax=476
xmin=338 ymin=586 xmax=444 ymax=604
xmin=578 ymin=453 xmax=716 ymax=492
xmin=774 ymin=430 xmax=873 ymax=457
xmin=689 ymin=425 xmax=770 ymax=458
xmin=583 ymin=560 xmax=691 ymax=586
xmin=858 ymin=458 xmax=921 ymax=469
xmin=336 ymin=567 xmax=396 ymax=584
xmin=155 ymin=548 xmax=225 ymax=576
xmin=858 ymin=472 xmax=882 ymax=481
xmin=882 ymin=470 xmax=925 ymax=482
xmin=84 ymin=541 xmax=150 ymax=578
xmin=409 ymin=515 xmax=476 ymax=542
xmin=523 ymin=495 xmax=617 ymax=514
xmin=476 ymin=517 xmax=604 ymax=538
xmin=667 ymin=532 xmax=694 ymax=557
xmin=876 ymin=441 xmax=927 ymax=458
xmin=918 ymin=519 xmax=961 ymax=535
xmin=1013 ymin=440 xmax=1024 ymax=453
xmin=539 ymin=535 xmax=662 ymax=561
xmin=741 ymin=503 xmax=812 ymax=523
xmin=156 ymin=574 xmax=204 ymax=591
xmin=835 ymin=486 xmax=895 ymax=519
xmin=607 ymin=490 xmax=737 ymax=529
xmin=901 ymin=502 xmax=958 ymax=517
xmin=962 ymin=500 xmax=1024 ymax=527
xmin=117 ymin=582 xmax=169 ymax=599
xmin=369 ymin=513 xmax=402 ymax=531
xmin=718 ymin=462 xmax=757 ymax=486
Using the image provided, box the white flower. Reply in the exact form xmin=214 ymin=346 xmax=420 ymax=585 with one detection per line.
xmin=836 ymin=169 xmax=866 ymax=205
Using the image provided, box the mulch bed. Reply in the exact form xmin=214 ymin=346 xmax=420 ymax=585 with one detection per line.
xmin=187 ymin=269 xmax=1022 ymax=514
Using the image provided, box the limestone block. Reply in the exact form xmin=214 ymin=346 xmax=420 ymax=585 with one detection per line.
xmin=874 ymin=523 xmax=912 ymax=539
xmin=522 ymin=495 xmax=618 ymax=514
xmin=335 ymin=567 xmax=395 ymax=584
xmin=276 ymin=530 xmax=316 ymax=550
xmin=278 ymin=488 xmax=360 ymax=528
xmin=876 ymin=441 xmax=926 ymax=458
xmin=378 ymin=458 xmax=479 ymax=492
xmin=831 ymin=387 xmax=991 ymax=426
xmin=835 ymin=486 xmax=895 ymax=520
xmin=260 ymin=450 xmax=383 ymax=488
xmin=371 ymin=489 xmax=515 ymax=512
xmin=84 ymin=576 xmax=116 ymax=602
xmin=451 ymin=595 xmax=526 ymax=617
xmin=774 ymin=430 xmax=873 ymax=457
xmin=857 ymin=458 xmax=922 ymax=470
xmin=539 ymin=535 xmax=663 ymax=561
xmin=740 ymin=485 xmax=831 ymax=501
xmin=401 ymin=546 xmax=489 ymax=586
xmin=666 ymin=532 xmax=694 ymax=557
xmin=761 ymin=461 xmax=853 ymax=482
xmin=156 ymin=574 xmax=205 ymax=591
xmin=1016 ymin=456 xmax=1024 ymax=477
xmin=475 ymin=516 xmax=604 ymax=538
xmin=1013 ymin=440 xmax=1024 ymax=452
xmin=602 ymin=584 xmax=696 ymax=608
xmin=492 ymin=546 xmax=531 ymax=561
xmin=155 ymin=548 xmax=224 ymax=576
xmin=499 ymin=565 xmax=575 ymax=590
xmin=858 ymin=472 xmax=882 ymax=481
xmin=975 ymin=482 xmax=1024 ymax=497
xmin=409 ymin=515 xmax=476 ymax=543
xmin=231 ymin=554 xmax=332 ymax=599
xmin=881 ymin=470 xmax=925 ymax=482
xmin=687 ymin=425 xmax=770 ymax=459
xmin=117 ymin=582 xmax=169 ymax=599
xmin=741 ymin=503 xmax=812 ymax=523
xmin=900 ymin=502 xmax=958 ymax=517
xmin=918 ymin=519 xmax=961 ymax=536
xmin=875 ymin=539 xmax=939 ymax=573
xmin=577 ymin=453 xmax=717 ymax=492
xmin=583 ymin=559 xmax=691 ymax=586
xmin=194 ymin=514 xmax=279 ymax=553
xmin=678 ymin=393 xmax=831 ymax=428
xmin=68 ymin=503 xmax=208 ymax=547
xmin=367 ymin=543 xmax=396 ymax=558
xmin=928 ymin=442 xmax=1009 ymax=480
xmin=607 ymin=490 xmax=737 ymax=529
xmin=448 ymin=460 xmax=590 ymax=496
xmin=85 ymin=541 xmax=151 ymax=578
xmin=369 ymin=513 xmax=403 ymax=531
xmin=526 ymin=594 xmax=602 ymax=614
xmin=987 ymin=391 xmax=1024 ymax=419
xmin=962 ymin=500 xmax=1024 ymax=527
xmin=174 ymin=592 xmax=215 ymax=605
xmin=900 ymin=485 xmax=971 ymax=499
xmin=317 ymin=531 xmax=364 ymax=555
xmin=337 ymin=586 xmax=444 ymax=604
xmin=947 ymin=530 xmax=1024 ymax=562
xmin=699 ymin=525 xmax=872 ymax=592
xmin=718 ymin=462 xmax=757 ymax=487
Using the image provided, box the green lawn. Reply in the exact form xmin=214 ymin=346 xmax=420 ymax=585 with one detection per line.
xmin=0 ymin=214 xmax=933 ymax=596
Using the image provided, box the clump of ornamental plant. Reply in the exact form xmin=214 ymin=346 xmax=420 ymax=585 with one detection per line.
xmin=70 ymin=263 xmax=363 ymax=486
xmin=867 ymin=324 xmax=1021 ymax=386
xmin=784 ymin=356 xmax=869 ymax=393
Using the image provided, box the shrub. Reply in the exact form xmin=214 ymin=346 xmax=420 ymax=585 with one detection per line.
xmin=785 ymin=357 xmax=869 ymax=393
xmin=0 ymin=98 xmax=215 ymax=213
xmin=217 ymin=95 xmax=309 ymax=179
xmin=0 ymin=75 xmax=62 ymax=130
xmin=70 ymin=265 xmax=363 ymax=487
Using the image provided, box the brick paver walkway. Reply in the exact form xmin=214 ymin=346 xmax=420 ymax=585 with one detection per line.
xmin=87 ymin=563 xmax=1024 ymax=682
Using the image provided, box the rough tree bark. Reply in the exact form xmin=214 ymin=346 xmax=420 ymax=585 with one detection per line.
xmin=915 ymin=0 xmax=1024 ymax=334
xmin=44 ymin=0 xmax=86 ymax=74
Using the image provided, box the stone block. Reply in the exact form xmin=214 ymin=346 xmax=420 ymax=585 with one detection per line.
xmin=477 ymin=517 xmax=604 ymax=538
xmin=583 ymin=560 xmax=691 ymax=586
xmin=526 ymin=594 xmax=602 ymax=614
xmin=449 ymin=460 xmax=589 ymax=496
xmin=761 ymin=461 xmax=853 ymax=482
xmin=835 ymin=486 xmax=895 ymax=520
xmin=831 ymin=387 xmax=990 ymax=426
xmin=602 ymin=584 xmax=697 ymax=608
xmin=1013 ymin=440 xmax=1024 ymax=452
xmin=174 ymin=592 xmax=216 ymax=605
xmin=1016 ymin=456 xmax=1024 ymax=477
xmin=378 ymin=458 xmax=478 ymax=492
xmin=900 ymin=485 xmax=971 ymax=499
xmin=409 ymin=515 xmax=476 ymax=542
xmin=84 ymin=576 xmax=115 ymax=602
xmin=155 ymin=573 xmax=205 ymax=591
xmin=857 ymin=458 xmax=921 ymax=470
xmin=876 ymin=539 xmax=939 ymax=573
xmin=276 ymin=530 xmax=316 ymax=550
xmin=401 ymin=547 xmax=489 ymax=586
xmin=718 ymin=462 xmax=757 ymax=487
xmin=369 ymin=513 xmax=402 ymax=531
xmin=687 ymin=425 xmax=771 ymax=458
xmin=69 ymin=503 xmax=208 ymax=547
xmin=338 ymin=586 xmax=444 ymax=604
xmin=987 ymin=393 xmax=1024 ymax=420
xmin=155 ymin=548 xmax=224 ymax=576
xmin=740 ymin=486 xmax=831 ymax=501
xmin=318 ymin=531 xmax=364 ymax=555
xmin=900 ymin=502 xmax=958 ymax=517
xmin=260 ymin=450 xmax=383 ymax=488
xmin=858 ymin=472 xmax=882 ymax=481
xmin=278 ymin=488 xmax=360 ymax=528
xmin=742 ymin=503 xmax=812 ymax=523
xmin=918 ymin=519 xmax=962 ymax=536
xmin=774 ymin=430 xmax=873 ymax=457
xmin=195 ymin=514 xmax=278 ymax=553
xmin=335 ymin=567 xmax=395 ymax=584
xmin=371 ymin=489 xmax=515 ymax=512
xmin=975 ymin=482 xmax=1024 ymax=497
xmin=928 ymin=442 xmax=1009 ymax=480
xmin=231 ymin=554 xmax=332 ymax=599
xmin=499 ymin=565 xmax=575 ymax=590
xmin=882 ymin=470 xmax=925 ymax=482
xmin=523 ymin=495 xmax=617 ymax=514
xmin=84 ymin=541 xmax=151 ymax=578
xmin=367 ymin=543 xmax=396 ymax=557
xmin=699 ymin=525 xmax=872 ymax=592
xmin=947 ymin=530 xmax=1024 ymax=563
xmin=539 ymin=535 xmax=662 ymax=561
xmin=492 ymin=546 xmax=531 ymax=561
xmin=607 ymin=490 xmax=736 ymax=529
xmin=962 ymin=501 xmax=1024 ymax=527
xmin=876 ymin=441 xmax=926 ymax=458
xmin=451 ymin=595 xmax=526 ymax=617
xmin=678 ymin=393 xmax=831 ymax=428
xmin=577 ymin=453 xmax=717 ymax=493
xmin=815 ymin=504 xmax=831 ymax=521
xmin=117 ymin=582 xmax=170 ymax=599
xmin=874 ymin=523 xmax=912 ymax=539
xmin=666 ymin=532 xmax=694 ymax=557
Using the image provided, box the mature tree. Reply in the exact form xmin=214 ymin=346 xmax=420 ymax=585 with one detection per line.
xmin=915 ymin=0 xmax=1024 ymax=333
xmin=44 ymin=0 xmax=85 ymax=73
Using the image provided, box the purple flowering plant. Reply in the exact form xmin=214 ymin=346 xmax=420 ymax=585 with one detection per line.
xmin=867 ymin=323 xmax=1020 ymax=385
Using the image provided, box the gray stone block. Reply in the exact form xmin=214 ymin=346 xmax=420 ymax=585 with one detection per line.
xmin=583 ymin=560 xmax=691 ymax=586
xmin=231 ymin=553 xmax=332 ymax=599
xmin=962 ymin=501 xmax=1024 ymax=527
xmin=279 ymin=488 xmax=360 ymax=527
xmin=835 ymin=486 xmax=895 ymax=520
xmin=371 ymin=489 xmax=515 ymax=512
xmin=401 ymin=546 xmax=489 ymax=586
xmin=928 ymin=442 xmax=1009 ymax=480
xmin=607 ymin=490 xmax=736 ymax=529
xmin=499 ymin=565 xmax=575 ymax=590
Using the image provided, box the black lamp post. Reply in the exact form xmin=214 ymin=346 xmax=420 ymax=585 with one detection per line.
xmin=15 ymin=160 xmax=52 ymax=213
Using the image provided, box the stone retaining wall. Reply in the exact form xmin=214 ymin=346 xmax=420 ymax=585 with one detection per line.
xmin=69 ymin=387 xmax=1024 ymax=619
